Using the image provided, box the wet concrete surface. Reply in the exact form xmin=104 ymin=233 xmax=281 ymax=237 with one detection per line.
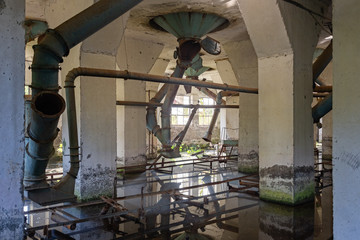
xmin=25 ymin=155 xmax=332 ymax=240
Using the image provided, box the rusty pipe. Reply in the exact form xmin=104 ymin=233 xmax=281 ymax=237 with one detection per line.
xmin=313 ymin=41 xmax=332 ymax=87
xmin=197 ymin=87 xmax=226 ymax=104
xmin=203 ymin=91 xmax=238 ymax=142
xmin=116 ymin=101 xmax=239 ymax=108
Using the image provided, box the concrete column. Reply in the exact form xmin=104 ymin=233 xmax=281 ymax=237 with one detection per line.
xmin=216 ymin=59 xmax=240 ymax=141
xmin=73 ymin=53 xmax=117 ymax=200
xmin=0 ymin=0 xmax=25 ymax=238
xmin=333 ymin=0 xmax=360 ymax=238
xmin=224 ymin=40 xmax=259 ymax=173
xmin=116 ymin=36 xmax=164 ymax=169
xmin=238 ymin=0 xmax=320 ymax=205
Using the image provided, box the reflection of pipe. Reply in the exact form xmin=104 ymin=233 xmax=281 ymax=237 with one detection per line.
xmin=27 ymin=0 xmax=143 ymax=189
xmin=24 ymin=92 xmax=65 ymax=187
xmin=173 ymin=107 xmax=198 ymax=153
xmin=312 ymin=93 xmax=332 ymax=123
xmin=203 ymin=91 xmax=238 ymax=142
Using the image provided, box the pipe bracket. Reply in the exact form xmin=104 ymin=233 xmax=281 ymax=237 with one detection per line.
xmin=25 ymin=143 xmax=54 ymax=161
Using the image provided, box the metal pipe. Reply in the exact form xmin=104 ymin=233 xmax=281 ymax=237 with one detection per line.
xmin=62 ymin=67 xmax=259 ymax=93
xmin=27 ymin=0 xmax=143 ymax=190
xmin=313 ymin=41 xmax=332 ymax=88
xmin=172 ymin=107 xmax=198 ymax=153
xmin=24 ymin=91 xmax=65 ymax=187
xmin=314 ymin=85 xmax=332 ymax=92
xmin=312 ymin=93 xmax=332 ymax=123
xmin=203 ymin=91 xmax=238 ymax=142
xmin=146 ymin=84 xmax=169 ymax=145
xmin=116 ymin=101 xmax=239 ymax=108
xmin=197 ymin=87 xmax=226 ymax=104
xmin=160 ymin=64 xmax=186 ymax=156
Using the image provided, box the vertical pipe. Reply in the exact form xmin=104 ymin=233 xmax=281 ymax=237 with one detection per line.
xmin=27 ymin=0 xmax=143 ymax=189
xmin=160 ymin=65 xmax=186 ymax=152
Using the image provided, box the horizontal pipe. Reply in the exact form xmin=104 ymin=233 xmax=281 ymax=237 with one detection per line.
xmin=116 ymin=101 xmax=239 ymax=108
xmin=313 ymin=85 xmax=332 ymax=92
xmin=67 ymin=67 xmax=259 ymax=94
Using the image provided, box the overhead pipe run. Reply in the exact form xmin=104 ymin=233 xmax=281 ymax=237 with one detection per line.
xmin=203 ymin=91 xmax=239 ymax=142
xmin=116 ymin=101 xmax=238 ymax=108
xmin=26 ymin=0 xmax=143 ymax=192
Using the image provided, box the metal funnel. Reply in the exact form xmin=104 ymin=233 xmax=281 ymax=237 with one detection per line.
xmin=150 ymin=12 xmax=228 ymax=40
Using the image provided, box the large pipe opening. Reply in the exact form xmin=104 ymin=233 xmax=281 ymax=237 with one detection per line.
xmin=32 ymin=92 xmax=65 ymax=117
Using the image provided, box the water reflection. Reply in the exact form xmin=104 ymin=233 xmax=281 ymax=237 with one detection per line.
xmin=25 ymin=161 xmax=332 ymax=240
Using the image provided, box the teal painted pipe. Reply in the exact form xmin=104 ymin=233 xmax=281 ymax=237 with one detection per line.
xmin=24 ymin=92 xmax=65 ymax=186
xmin=312 ymin=93 xmax=332 ymax=123
xmin=26 ymin=0 xmax=143 ymax=188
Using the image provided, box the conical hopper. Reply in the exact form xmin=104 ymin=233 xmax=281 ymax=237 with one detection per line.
xmin=150 ymin=12 xmax=228 ymax=40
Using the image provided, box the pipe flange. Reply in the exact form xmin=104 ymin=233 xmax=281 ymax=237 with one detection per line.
xmin=27 ymin=124 xmax=60 ymax=145
xmin=29 ymin=85 xmax=61 ymax=92
xmin=32 ymin=45 xmax=64 ymax=63
xmin=25 ymin=143 xmax=54 ymax=161
xmin=29 ymin=65 xmax=62 ymax=71
xmin=46 ymin=29 xmax=70 ymax=57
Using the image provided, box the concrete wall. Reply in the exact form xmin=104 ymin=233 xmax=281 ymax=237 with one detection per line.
xmin=0 ymin=0 xmax=25 ymax=238
xmin=333 ymin=0 xmax=360 ymax=238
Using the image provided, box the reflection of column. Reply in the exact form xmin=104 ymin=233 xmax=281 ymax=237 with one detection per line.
xmin=237 ymin=197 xmax=259 ymax=239
xmin=259 ymin=202 xmax=314 ymax=240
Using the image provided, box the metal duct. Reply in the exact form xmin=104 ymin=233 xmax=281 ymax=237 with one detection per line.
xmin=26 ymin=0 xmax=143 ymax=190
xmin=172 ymin=107 xmax=198 ymax=154
xmin=313 ymin=42 xmax=332 ymax=88
xmin=203 ymin=91 xmax=238 ymax=142
xmin=312 ymin=93 xmax=332 ymax=123
xmin=24 ymin=92 xmax=65 ymax=187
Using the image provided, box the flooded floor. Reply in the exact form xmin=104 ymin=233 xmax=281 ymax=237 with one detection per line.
xmin=25 ymin=156 xmax=332 ymax=240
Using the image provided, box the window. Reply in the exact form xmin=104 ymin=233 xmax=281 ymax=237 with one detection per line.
xmin=198 ymin=97 xmax=215 ymax=125
xmin=171 ymin=96 xmax=190 ymax=125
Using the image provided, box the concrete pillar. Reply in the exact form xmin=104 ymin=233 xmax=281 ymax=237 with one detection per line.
xmin=0 ymin=0 xmax=25 ymax=238
xmin=60 ymin=11 xmax=127 ymax=200
xmin=333 ymin=0 xmax=360 ymax=238
xmin=116 ymin=36 xmax=164 ymax=168
xmin=216 ymin=59 xmax=240 ymax=140
xmin=238 ymin=0 xmax=320 ymax=205
xmin=73 ymin=53 xmax=117 ymax=200
xmin=224 ymin=40 xmax=259 ymax=173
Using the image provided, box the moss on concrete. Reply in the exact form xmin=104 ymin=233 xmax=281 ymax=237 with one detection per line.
xmin=238 ymin=165 xmax=259 ymax=174
xmin=260 ymin=183 xmax=314 ymax=206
